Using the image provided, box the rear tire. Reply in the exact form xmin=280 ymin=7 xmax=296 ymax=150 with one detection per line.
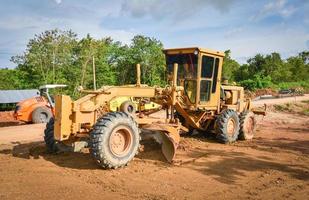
xmin=239 ymin=111 xmax=256 ymax=140
xmin=32 ymin=107 xmax=52 ymax=123
xmin=215 ymin=109 xmax=240 ymax=143
xmin=90 ymin=112 xmax=140 ymax=169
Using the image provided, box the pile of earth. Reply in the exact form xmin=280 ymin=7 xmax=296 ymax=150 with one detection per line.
xmin=0 ymin=111 xmax=22 ymax=127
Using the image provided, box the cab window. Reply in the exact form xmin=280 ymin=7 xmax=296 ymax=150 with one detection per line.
xmin=200 ymin=80 xmax=211 ymax=102
xmin=184 ymin=80 xmax=197 ymax=104
xmin=166 ymin=53 xmax=198 ymax=80
xmin=212 ymin=58 xmax=220 ymax=93
xmin=201 ymin=56 xmax=214 ymax=78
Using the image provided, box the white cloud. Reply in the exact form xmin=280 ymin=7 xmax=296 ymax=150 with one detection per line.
xmin=54 ymin=0 xmax=62 ymax=4
xmin=0 ymin=0 xmax=307 ymax=68
xmin=0 ymin=16 xmax=49 ymax=30
xmin=0 ymin=1 xmax=137 ymax=67
xmin=66 ymin=18 xmax=137 ymax=44
xmin=252 ymin=0 xmax=296 ymax=21
xmin=220 ymin=27 xmax=309 ymax=62
xmin=224 ymin=27 xmax=244 ymax=38
xmin=121 ymin=0 xmax=236 ymax=20
xmin=0 ymin=14 xmax=137 ymax=44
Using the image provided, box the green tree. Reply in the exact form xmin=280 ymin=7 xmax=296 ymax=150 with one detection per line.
xmin=11 ymin=29 xmax=77 ymax=90
xmin=265 ymin=53 xmax=290 ymax=83
xmin=234 ymin=64 xmax=250 ymax=82
xmin=247 ymin=54 xmax=266 ymax=76
xmin=9 ymin=30 xmax=120 ymax=97
xmin=222 ymin=50 xmax=240 ymax=81
xmin=5 ymin=29 xmax=308 ymax=94
xmin=117 ymin=35 xmax=166 ymax=86
xmin=286 ymin=52 xmax=309 ymax=82
xmin=0 ymin=68 xmax=21 ymax=89
xmin=73 ymin=35 xmax=117 ymax=92
xmin=299 ymin=51 xmax=309 ymax=64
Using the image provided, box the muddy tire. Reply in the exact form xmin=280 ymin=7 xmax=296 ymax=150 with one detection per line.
xmin=239 ymin=111 xmax=256 ymax=140
xmin=215 ymin=109 xmax=240 ymax=143
xmin=32 ymin=107 xmax=52 ymax=123
xmin=120 ymin=101 xmax=136 ymax=115
xmin=44 ymin=118 xmax=59 ymax=152
xmin=90 ymin=112 xmax=140 ymax=169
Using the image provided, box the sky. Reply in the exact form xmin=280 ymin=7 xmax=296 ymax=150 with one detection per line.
xmin=0 ymin=0 xmax=308 ymax=68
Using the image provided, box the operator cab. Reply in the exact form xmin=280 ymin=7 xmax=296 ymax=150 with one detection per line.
xmin=164 ymin=47 xmax=225 ymax=110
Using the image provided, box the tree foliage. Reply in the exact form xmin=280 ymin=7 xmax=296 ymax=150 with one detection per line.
xmin=233 ymin=51 xmax=309 ymax=90
xmin=0 ymin=68 xmax=21 ymax=89
xmin=115 ymin=35 xmax=165 ymax=86
xmin=222 ymin=50 xmax=240 ymax=81
xmin=4 ymin=30 xmax=166 ymax=98
xmin=1 ymin=29 xmax=308 ymax=94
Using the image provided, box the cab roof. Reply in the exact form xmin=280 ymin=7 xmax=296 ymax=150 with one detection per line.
xmin=163 ymin=47 xmax=225 ymax=57
xmin=39 ymin=84 xmax=67 ymax=90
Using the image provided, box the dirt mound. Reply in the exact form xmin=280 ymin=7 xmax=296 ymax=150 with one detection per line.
xmin=0 ymin=111 xmax=22 ymax=127
xmin=0 ymin=111 xmax=14 ymax=121
xmin=255 ymin=88 xmax=278 ymax=97
xmin=246 ymin=88 xmax=278 ymax=99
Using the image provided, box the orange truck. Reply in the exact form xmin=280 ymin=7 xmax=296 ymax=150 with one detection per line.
xmin=14 ymin=84 xmax=67 ymax=123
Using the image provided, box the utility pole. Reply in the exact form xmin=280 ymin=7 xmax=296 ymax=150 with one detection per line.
xmin=92 ymin=55 xmax=96 ymax=90
xmin=52 ymin=46 xmax=55 ymax=84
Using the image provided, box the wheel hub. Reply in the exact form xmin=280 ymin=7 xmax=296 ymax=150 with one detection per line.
xmin=127 ymin=105 xmax=134 ymax=113
xmin=227 ymin=118 xmax=236 ymax=136
xmin=40 ymin=112 xmax=48 ymax=122
xmin=109 ymin=126 xmax=132 ymax=157
xmin=245 ymin=117 xmax=254 ymax=135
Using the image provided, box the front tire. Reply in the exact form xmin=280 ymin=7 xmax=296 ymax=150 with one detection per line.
xmin=215 ymin=109 xmax=240 ymax=143
xmin=90 ymin=112 xmax=140 ymax=169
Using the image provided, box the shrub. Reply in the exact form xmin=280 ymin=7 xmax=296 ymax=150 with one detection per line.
xmin=239 ymin=75 xmax=273 ymax=91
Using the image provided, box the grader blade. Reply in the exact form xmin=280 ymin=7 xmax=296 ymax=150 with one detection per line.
xmin=161 ymin=130 xmax=180 ymax=162
xmin=143 ymin=123 xmax=180 ymax=162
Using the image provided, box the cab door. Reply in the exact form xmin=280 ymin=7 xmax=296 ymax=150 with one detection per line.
xmin=197 ymin=54 xmax=222 ymax=109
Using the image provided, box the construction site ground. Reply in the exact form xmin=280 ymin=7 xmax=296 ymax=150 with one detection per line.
xmin=0 ymin=95 xmax=308 ymax=200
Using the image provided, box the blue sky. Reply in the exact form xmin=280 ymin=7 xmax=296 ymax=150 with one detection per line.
xmin=0 ymin=0 xmax=308 ymax=68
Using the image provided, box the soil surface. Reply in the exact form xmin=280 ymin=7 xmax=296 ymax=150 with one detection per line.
xmin=0 ymin=99 xmax=309 ymax=199
xmin=0 ymin=111 xmax=23 ymax=127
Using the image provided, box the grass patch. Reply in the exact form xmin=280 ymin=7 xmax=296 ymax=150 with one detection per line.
xmin=274 ymin=102 xmax=309 ymax=116
xmin=301 ymin=100 xmax=309 ymax=104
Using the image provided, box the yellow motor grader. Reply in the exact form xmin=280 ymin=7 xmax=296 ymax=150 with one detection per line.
xmin=44 ymin=47 xmax=264 ymax=169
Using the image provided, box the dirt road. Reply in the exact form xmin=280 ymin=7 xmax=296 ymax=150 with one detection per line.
xmin=0 ymin=124 xmax=44 ymax=144
xmin=0 ymin=100 xmax=308 ymax=199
